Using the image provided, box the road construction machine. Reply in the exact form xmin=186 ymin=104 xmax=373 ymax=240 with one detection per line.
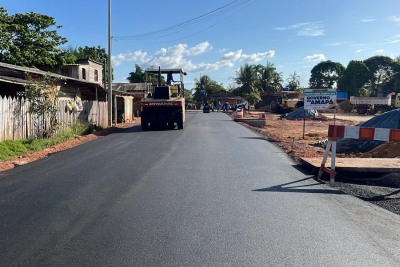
xmin=140 ymin=67 xmax=186 ymax=130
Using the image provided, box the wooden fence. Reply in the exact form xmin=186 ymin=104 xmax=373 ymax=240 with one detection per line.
xmin=0 ymin=96 xmax=108 ymax=141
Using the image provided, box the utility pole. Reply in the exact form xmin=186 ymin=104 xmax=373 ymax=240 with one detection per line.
xmin=107 ymin=0 xmax=113 ymax=126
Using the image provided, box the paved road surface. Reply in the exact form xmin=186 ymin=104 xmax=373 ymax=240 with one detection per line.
xmin=1 ymin=111 xmax=399 ymax=266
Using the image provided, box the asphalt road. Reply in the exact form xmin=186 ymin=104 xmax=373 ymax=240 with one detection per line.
xmin=1 ymin=111 xmax=400 ymax=266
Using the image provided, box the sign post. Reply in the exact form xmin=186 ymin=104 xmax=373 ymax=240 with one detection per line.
xmin=303 ymin=89 xmax=337 ymax=138
xmin=304 ymin=89 xmax=337 ymax=110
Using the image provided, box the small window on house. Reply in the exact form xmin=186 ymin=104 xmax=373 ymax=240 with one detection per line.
xmin=94 ymin=70 xmax=98 ymax=82
xmin=82 ymin=68 xmax=86 ymax=80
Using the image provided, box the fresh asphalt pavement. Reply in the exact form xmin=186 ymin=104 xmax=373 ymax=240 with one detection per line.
xmin=1 ymin=111 xmax=400 ymax=266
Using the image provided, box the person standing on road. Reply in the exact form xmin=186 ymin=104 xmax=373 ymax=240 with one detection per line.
xmin=167 ymin=72 xmax=174 ymax=85
xmin=217 ymin=101 xmax=222 ymax=112
xmin=223 ymin=101 xmax=229 ymax=112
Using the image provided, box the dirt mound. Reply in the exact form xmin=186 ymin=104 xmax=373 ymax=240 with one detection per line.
xmin=360 ymin=142 xmax=400 ymax=158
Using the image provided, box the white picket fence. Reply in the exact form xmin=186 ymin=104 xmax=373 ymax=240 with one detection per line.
xmin=0 ymin=96 xmax=108 ymax=141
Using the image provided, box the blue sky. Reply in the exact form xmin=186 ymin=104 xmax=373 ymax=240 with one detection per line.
xmin=2 ymin=0 xmax=400 ymax=89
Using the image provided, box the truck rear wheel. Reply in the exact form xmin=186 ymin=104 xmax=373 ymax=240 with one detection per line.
xmin=149 ymin=112 xmax=157 ymax=130
xmin=177 ymin=111 xmax=183 ymax=129
xmin=356 ymin=105 xmax=368 ymax=114
xmin=167 ymin=111 xmax=175 ymax=130
xmin=141 ymin=111 xmax=149 ymax=131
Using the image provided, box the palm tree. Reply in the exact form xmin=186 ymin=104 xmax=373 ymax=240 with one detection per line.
xmin=286 ymin=71 xmax=300 ymax=91
xmin=234 ymin=64 xmax=258 ymax=95
xmin=192 ymin=75 xmax=225 ymax=104
xmin=194 ymin=75 xmax=212 ymax=92
xmin=256 ymin=62 xmax=283 ymax=93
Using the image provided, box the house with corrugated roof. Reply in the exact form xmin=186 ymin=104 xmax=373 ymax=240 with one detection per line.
xmin=112 ymin=83 xmax=146 ymax=121
xmin=0 ymin=59 xmax=107 ymax=101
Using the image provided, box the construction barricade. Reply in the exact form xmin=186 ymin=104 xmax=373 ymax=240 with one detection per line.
xmin=236 ymin=108 xmax=243 ymax=119
xmin=319 ymin=125 xmax=400 ymax=186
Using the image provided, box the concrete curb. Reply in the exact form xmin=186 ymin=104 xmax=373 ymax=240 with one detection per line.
xmin=234 ymin=118 xmax=267 ymax=127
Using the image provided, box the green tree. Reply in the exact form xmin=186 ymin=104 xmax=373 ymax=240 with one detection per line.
xmin=192 ymin=75 xmax=225 ymax=103
xmin=126 ymin=65 xmax=165 ymax=84
xmin=286 ymin=71 xmax=301 ymax=91
xmin=127 ymin=64 xmax=145 ymax=83
xmin=389 ymin=57 xmax=400 ymax=93
xmin=364 ymin=56 xmax=397 ymax=96
xmin=309 ymin=60 xmax=345 ymax=89
xmin=184 ymin=89 xmax=193 ymax=103
xmin=337 ymin=60 xmax=371 ymax=97
xmin=73 ymin=46 xmax=108 ymax=63
xmin=243 ymin=92 xmax=261 ymax=106
xmin=19 ymin=75 xmax=63 ymax=138
xmin=0 ymin=8 xmax=69 ymax=68
xmin=255 ymin=63 xmax=283 ymax=93
xmin=234 ymin=64 xmax=258 ymax=95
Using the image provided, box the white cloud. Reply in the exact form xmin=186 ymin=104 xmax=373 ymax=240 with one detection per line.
xmin=360 ymin=18 xmax=376 ymax=22
xmin=304 ymin=54 xmax=326 ymax=62
xmin=241 ymin=50 xmax=275 ymax=62
xmin=222 ymin=50 xmax=243 ymax=61
xmin=222 ymin=49 xmax=275 ymax=62
xmin=386 ymin=34 xmax=400 ymax=44
xmin=376 ymin=49 xmax=384 ymax=53
xmin=274 ymin=22 xmax=325 ymax=37
xmin=216 ymin=60 xmax=235 ymax=68
xmin=148 ymin=43 xmax=213 ymax=71
xmin=188 ymin=41 xmax=212 ymax=56
xmin=112 ymin=50 xmax=147 ymax=66
xmin=154 ymin=44 xmax=186 ymax=58
xmin=112 ymin=43 xmax=211 ymax=69
xmin=111 ymin=42 xmax=275 ymax=77
xmin=387 ymin=16 xmax=400 ymax=22
xmin=297 ymin=23 xmax=325 ymax=36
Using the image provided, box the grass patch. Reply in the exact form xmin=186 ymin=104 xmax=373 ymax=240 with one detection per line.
xmin=0 ymin=141 xmax=28 ymax=161
xmin=0 ymin=121 xmax=101 ymax=162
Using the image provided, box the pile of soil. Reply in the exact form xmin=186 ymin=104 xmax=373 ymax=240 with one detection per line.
xmin=360 ymin=142 xmax=400 ymax=158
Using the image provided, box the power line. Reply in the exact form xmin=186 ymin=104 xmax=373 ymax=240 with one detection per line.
xmin=113 ymin=0 xmax=256 ymax=42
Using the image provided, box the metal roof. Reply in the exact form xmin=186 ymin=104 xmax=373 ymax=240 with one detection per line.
xmin=0 ymin=62 xmax=104 ymax=88
xmin=112 ymin=83 xmax=146 ymax=92
xmin=144 ymin=68 xmax=186 ymax=75
xmin=0 ymin=76 xmax=34 ymax=86
xmin=112 ymin=83 xmax=147 ymax=96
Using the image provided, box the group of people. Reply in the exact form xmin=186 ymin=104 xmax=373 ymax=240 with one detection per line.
xmin=214 ymin=100 xmax=230 ymax=112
